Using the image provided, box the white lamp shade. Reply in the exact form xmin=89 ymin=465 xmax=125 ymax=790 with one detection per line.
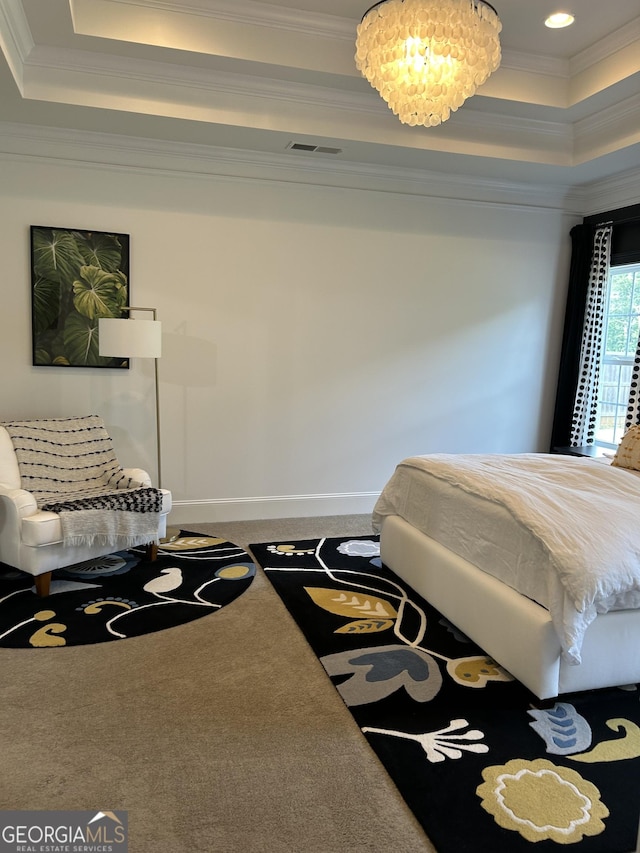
xmin=99 ymin=318 xmax=162 ymax=359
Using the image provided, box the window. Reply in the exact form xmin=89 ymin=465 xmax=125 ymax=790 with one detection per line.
xmin=595 ymin=262 xmax=640 ymax=448
xmin=550 ymin=205 xmax=640 ymax=453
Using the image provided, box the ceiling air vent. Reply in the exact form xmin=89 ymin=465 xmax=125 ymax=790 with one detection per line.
xmin=286 ymin=142 xmax=343 ymax=155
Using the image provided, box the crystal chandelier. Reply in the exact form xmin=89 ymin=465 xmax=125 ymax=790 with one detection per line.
xmin=355 ymin=0 xmax=502 ymax=127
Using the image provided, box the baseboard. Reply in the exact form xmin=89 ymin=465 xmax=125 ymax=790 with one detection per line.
xmin=168 ymin=491 xmax=380 ymax=525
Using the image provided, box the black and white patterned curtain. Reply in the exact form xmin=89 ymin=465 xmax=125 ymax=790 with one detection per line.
xmin=569 ymin=225 xmax=612 ymax=446
xmin=625 ymin=329 xmax=640 ymax=430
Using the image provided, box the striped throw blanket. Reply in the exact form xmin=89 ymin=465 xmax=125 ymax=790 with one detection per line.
xmin=3 ymin=415 xmax=163 ymax=548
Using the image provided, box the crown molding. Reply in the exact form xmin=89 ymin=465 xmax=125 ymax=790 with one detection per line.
xmin=0 ymin=119 xmax=575 ymax=209
xmin=500 ymin=49 xmax=568 ymax=79
xmin=99 ymin=0 xmax=640 ymax=83
xmin=26 ymin=45 xmax=364 ymax=109
xmin=570 ymin=15 xmax=640 ymax=76
xmin=3 ymin=118 xmax=640 ymax=216
xmin=574 ymin=91 xmax=640 ymax=141
xmin=577 ymin=165 xmax=640 ymax=215
xmin=0 ymin=0 xmax=33 ymax=89
xmin=18 ymin=36 xmax=639 ymax=169
xmin=9 ymin=1 xmax=637 ymax=130
xmin=21 ymin=46 xmax=575 ymax=163
xmin=82 ymin=0 xmax=356 ymax=40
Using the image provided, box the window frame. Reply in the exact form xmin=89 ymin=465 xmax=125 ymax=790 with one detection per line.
xmin=595 ymin=262 xmax=640 ymax=449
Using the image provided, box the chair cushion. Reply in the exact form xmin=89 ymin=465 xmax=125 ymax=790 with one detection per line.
xmin=21 ymin=489 xmax=172 ymax=547
xmin=22 ymin=511 xmax=63 ymax=546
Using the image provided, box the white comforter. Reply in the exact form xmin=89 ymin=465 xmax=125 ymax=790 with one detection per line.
xmin=373 ymin=453 xmax=640 ymax=664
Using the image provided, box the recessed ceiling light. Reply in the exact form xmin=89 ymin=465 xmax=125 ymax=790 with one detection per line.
xmin=545 ymin=12 xmax=575 ymax=29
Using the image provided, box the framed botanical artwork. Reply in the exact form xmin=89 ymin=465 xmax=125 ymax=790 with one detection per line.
xmin=30 ymin=225 xmax=131 ymax=368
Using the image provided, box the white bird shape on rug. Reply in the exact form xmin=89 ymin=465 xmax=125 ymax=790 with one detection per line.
xmin=144 ymin=567 xmax=183 ymax=595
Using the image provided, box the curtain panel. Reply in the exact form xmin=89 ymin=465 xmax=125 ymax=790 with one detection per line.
xmin=625 ymin=327 xmax=640 ymax=429
xmin=550 ymin=225 xmax=612 ymax=448
xmin=550 ymin=225 xmax=595 ymax=448
xmin=569 ymin=225 xmax=612 ymax=446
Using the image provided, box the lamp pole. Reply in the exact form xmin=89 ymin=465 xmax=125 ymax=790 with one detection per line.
xmin=124 ymin=306 xmax=162 ymax=489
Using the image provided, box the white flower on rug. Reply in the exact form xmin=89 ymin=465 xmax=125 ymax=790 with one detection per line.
xmin=336 ymin=540 xmax=380 ymax=558
xmin=363 ymin=718 xmax=488 ymax=763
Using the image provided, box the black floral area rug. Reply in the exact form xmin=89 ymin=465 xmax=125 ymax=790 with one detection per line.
xmin=250 ymin=535 xmax=640 ymax=853
xmin=0 ymin=532 xmax=255 ymax=648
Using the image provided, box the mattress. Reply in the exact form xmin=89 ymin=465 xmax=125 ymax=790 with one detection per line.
xmin=372 ymin=453 xmax=640 ymax=664
xmin=373 ymin=463 xmax=552 ymax=608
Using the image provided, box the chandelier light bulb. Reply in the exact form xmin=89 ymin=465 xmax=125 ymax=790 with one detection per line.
xmin=355 ymin=0 xmax=502 ymax=127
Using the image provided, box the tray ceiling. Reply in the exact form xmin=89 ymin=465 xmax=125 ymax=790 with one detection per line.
xmin=0 ymin=0 xmax=639 ymax=188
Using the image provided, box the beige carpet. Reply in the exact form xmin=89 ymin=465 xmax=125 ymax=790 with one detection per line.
xmin=0 ymin=515 xmax=434 ymax=852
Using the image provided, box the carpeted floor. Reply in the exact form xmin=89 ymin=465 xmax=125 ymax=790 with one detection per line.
xmin=0 ymin=514 xmax=436 ymax=853
xmin=250 ymin=533 xmax=640 ymax=853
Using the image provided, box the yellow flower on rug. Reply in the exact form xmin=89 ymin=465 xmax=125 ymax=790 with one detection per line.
xmin=447 ymin=655 xmax=513 ymax=688
xmin=477 ymin=757 xmax=609 ymax=844
xmin=160 ymin=536 xmax=226 ymax=550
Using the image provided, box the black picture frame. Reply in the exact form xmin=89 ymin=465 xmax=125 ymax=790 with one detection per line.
xmin=30 ymin=225 xmax=131 ymax=368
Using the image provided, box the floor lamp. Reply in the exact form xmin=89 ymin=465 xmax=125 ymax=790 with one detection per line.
xmin=98 ymin=307 xmax=163 ymax=488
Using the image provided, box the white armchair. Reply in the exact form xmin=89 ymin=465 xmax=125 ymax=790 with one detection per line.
xmin=0 ymin=422 xmax=172 ymax=596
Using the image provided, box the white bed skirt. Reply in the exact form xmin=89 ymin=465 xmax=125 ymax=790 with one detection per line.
xmin=380 ymin=514 xmax=640 ymax=700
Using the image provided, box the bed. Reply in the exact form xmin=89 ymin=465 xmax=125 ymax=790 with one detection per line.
xmin=372 ymin=445 xmax=640 ymax=700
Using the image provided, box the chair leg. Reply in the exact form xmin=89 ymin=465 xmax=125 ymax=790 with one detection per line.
xmin=34 ymin=572 xmax=52 ymax=597
xmin=146 ymin=543 xmax=158 ymax=561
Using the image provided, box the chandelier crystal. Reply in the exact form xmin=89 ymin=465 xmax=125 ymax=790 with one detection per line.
xmin=355 ymin=0 xmax=502 ymax=127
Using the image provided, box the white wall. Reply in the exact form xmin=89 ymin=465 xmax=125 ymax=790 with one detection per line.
xmin=0 ymin=145 xmax=575 ymax=524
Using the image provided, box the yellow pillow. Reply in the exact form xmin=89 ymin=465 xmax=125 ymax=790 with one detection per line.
xmin=612 ymin=425 xmax=640 ymax=471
